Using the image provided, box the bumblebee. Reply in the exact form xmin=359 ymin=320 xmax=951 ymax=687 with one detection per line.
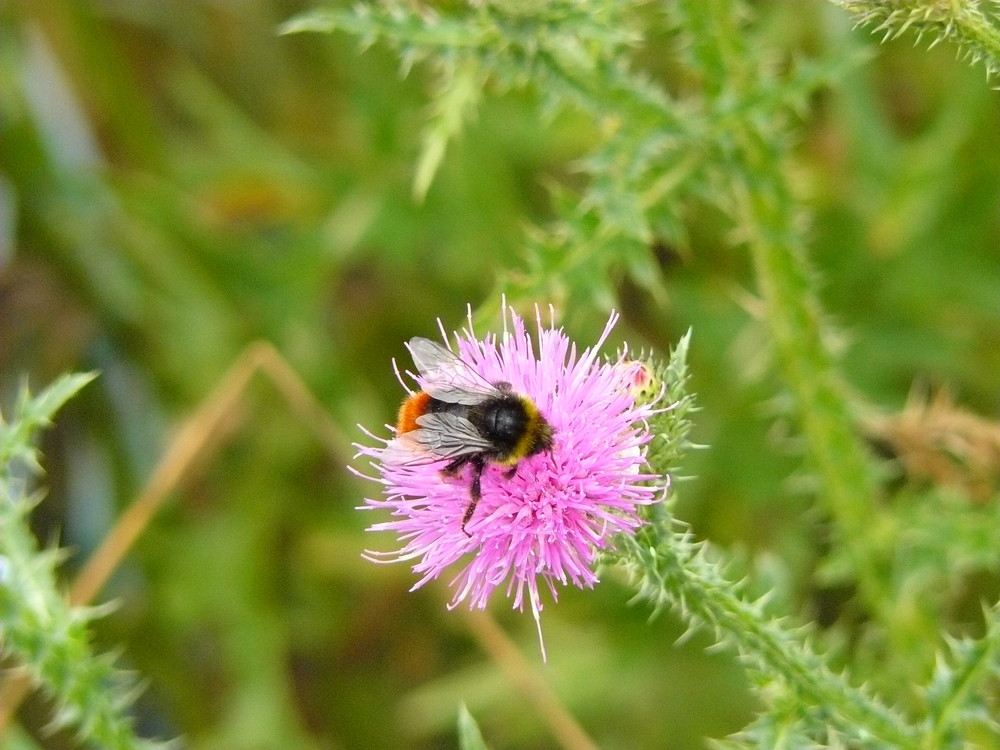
xmin=387 ymin=337 xmax=555 ymax=533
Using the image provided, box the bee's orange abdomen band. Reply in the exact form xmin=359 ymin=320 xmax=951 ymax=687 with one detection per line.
xmin=396 ymin=391 xmax=432 ymax=433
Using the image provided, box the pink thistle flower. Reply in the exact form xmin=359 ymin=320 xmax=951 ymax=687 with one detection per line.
xmin=354 ymin=304 xmax=664 ymax=659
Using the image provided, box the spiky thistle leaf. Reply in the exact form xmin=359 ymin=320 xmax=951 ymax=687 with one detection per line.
xmin=0 ymin=373 xmax=95 ymax=473
xmin=0 ymin=374 xmax=166 ymax=749
xmin=922 ymin=604 xmax=1000 ymax=745
xmin=833 ymin=0 xmax=1000 ymax=80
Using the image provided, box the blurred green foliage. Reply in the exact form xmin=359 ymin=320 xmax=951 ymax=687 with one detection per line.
xmin=2 ymin=0 xmax=1000 ymax=748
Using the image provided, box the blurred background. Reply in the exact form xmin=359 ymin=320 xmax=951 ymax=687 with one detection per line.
xmin=2 ymin=1 xmax=1000 ymax=749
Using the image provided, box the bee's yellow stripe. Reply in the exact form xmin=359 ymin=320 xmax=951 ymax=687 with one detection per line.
xmin=502 ymin=397 xmax=544 ymax=465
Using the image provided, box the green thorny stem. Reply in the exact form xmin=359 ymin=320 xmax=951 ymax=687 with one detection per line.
xmin=0 ymin=374 xmax=165 ymax=749
xmin=677 ymin=0 xmax=897 ymax=611
xmin=613 ymin=516 xmax=922 ymax=749
xmin=608 ymin=335 xmax=922 ymax=748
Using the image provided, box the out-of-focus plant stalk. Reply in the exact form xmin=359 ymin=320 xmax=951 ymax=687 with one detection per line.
xmin=681 ymin=0 xmax=893 ymax=615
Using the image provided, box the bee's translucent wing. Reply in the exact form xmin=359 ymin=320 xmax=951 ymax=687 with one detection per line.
xmin=406 ymin=337 xmax=500 ymax=405
xmin=381 ymin=413 xmax=493 ymax=466
xmin=381 ymin=432 xmax=437 ymax=466
xmin=411 ymin=412 xmax=494 ymax=458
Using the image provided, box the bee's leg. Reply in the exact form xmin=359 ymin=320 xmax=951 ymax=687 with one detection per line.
xmin=461 ymin=456 xmax=486 ymax=536
xmin=442 ymin=455 xmax=470 ymax=477
xmin=502 ymin=464 xmax=518 ymax=480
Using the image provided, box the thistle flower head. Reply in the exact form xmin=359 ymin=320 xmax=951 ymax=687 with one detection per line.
xmin=354 ymin=304 xmax=665 ymax=658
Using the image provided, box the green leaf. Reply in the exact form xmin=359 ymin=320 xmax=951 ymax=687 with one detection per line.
xmin=456 ymin=703 xmax=490 ymax=750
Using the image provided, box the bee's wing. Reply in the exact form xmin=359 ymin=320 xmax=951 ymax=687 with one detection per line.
xmin=381 ymin=412 xmax=492 ymax=466
xmin=381 ymin=432 xmax=436 ymax=466
xmin=411 ymin=412 xmax=494 ymax=458
xmin=407 ymin=337 xmax=499 ymax=405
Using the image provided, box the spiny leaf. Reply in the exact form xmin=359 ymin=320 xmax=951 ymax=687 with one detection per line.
xmin=833 ymin=0 xmax=1000 ymax=80
xmin=0 ymin=372 xmax=96 ymax=472
xmin=922 ymin=604 xmax=1000 ymax=743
